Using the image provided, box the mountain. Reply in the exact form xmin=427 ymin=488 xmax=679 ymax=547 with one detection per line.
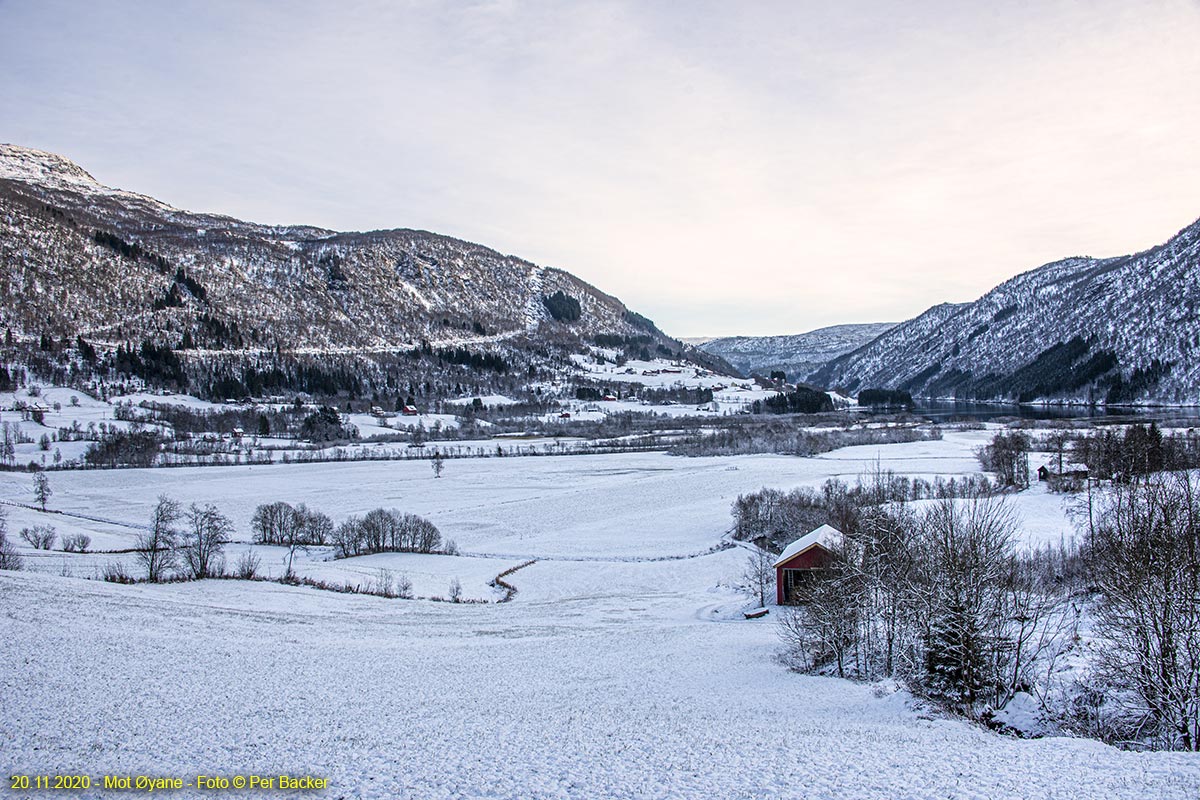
xmin=0 ymin=144 xmax=730 ymax=394
xmin=697 ymin=323 xmax=896 ymax=381
xmin=811 ymin=218 xmax=1200 ymax=405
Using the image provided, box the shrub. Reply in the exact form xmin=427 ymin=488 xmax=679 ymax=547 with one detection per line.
xmin=0 ymin=531 xmax=22 ymax=571
xmin=102 ymin=561 xmax=135 ymax=584
xmin=60 ymin=533 xmax=91 ymax=553
xmin=20 ymin=524 xmax=56 ymax=550
xmin=235 ymin=549 xmax=261 ymax=580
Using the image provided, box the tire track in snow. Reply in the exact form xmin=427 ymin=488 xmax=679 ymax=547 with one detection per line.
xmin=0 ymin=499 xmax=148 ymax=531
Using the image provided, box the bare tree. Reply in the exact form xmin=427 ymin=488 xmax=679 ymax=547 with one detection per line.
xmin=448 ymin=577 xmax=462 ymax=603
xmin=1044 ymin=430 xmax=1073 ymax=475
xmin=182 ymin=503 xmax=233 ymax=579
xmin=978 ymin=431 xmax=1032 ymax=490
xmin=280 ymin=515 xmax=309 ymax=580
xmin=780 ymin=559 xmax=860 ymax=678
xmin=296 ymin=504 xmax=333 ymax=545
xmin=373 ymin=568 xmax=396 ymax=598
xmin=332 ymin=516 xmax=364 ymax=558
xmin=431 ymin=451 xmax=445 ymax=479
xmin=1085 ymin=472 xmax=1200 ymax=750
xmin=137 ymin=495 xmax=181 ymax=582
xmin=742 ymin=546 xmax=775 ymax=608
xmin=33 ymin=472 xmax=52 ymax=511
xmin=251 ymin=501 xmax=294 ymax=544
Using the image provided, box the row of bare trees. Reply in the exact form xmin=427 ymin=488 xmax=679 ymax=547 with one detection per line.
xmin=330 ymin=509 xmax=444 ymax=559
xmin=732 ymin=470 xmax=996 ymax=552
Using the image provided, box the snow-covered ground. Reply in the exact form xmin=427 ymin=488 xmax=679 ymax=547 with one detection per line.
xmin=4 ymin=557 xmax=1198 ymax=799
xmin=444 ymin=394 xmax=522 ymax=407
xmin=4 ymin=430 xmax=1196 ymax=798
xmin=0 ymin=430 xmax=1002 ymax=559
xmin=564 ymin=352 xmax=779 ymax=417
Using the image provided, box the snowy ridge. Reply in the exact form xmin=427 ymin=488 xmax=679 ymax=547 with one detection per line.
xmin=811 ymin=217 xmax=1200 ymax=404
xmin=699 ymin=322 xmax=896 ymax=380
xmin=0 ymin=144 xmax=683 ymax=365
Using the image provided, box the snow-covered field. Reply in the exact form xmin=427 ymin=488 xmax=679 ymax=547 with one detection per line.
xmin=3 ymin=431 xmax=1197 ymax=798
xmin=1 ymin=430 xmax=1002 ymax=558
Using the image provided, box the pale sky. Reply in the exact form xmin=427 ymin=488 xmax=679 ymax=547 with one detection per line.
xmin=3 ymin=0 xmax=1199 ymax=337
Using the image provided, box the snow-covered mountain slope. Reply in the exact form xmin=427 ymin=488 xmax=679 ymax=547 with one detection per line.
xmin=697 ymin=323 xmax=896 ymax=380
xmin=0 ymin=144 xmax=692 ymax=363
xmin=811 ymin=217 xmax=1200 ymax=405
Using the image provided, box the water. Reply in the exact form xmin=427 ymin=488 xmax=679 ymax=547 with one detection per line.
xmin=902 ymin=399 xmax=1200 ymax=425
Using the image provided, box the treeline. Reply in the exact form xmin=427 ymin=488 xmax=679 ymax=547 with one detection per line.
xmin=543 ymin=290 xmax=581 ymax=322
xmin=1071 ymin=422 xmax=1200 ymax=480
xmin=92 ymin=229 xmax=170 ymax=273
xmin=898 ymin=336 xmax=1173 ymax=404
xmin=436 ymin=348 xmax=509 ymax=374
xmin=752 ymin=387 xmax=833 ymax=414
xmin=976 ymin=423 xmax=1200 ymax=491
xmin=732 ymin=471 xmax=996 ymax=552
xmin=300 ymin=406 xmax=358 ymax=442
xmin=857 ymin=388 xmax=913 ymax=407
xmin=592 ymin=333 xmax=652 ymax=349
xmin=114 ymin=341 xmax=187 ymax=388
xmin=84 ymin=428 xmax=165 ymax=468
xmin=673 ymin=421 xmax=933 ymax=458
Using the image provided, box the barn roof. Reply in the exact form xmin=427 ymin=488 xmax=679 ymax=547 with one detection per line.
xmin=773 ymin=524 xmax=843 ymax=568
xmin=1039 ymin=460 xmax=1088 ymax=475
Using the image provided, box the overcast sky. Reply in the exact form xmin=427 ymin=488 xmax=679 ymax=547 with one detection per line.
xmin=3 ymin=0 xmax=1199 ymax=337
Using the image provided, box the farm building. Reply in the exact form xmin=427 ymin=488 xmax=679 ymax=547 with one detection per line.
xmin=1037 ymin=460 xmax=1088 ymax=490
xmin=774 ymin=524 xmax=842 ymax=605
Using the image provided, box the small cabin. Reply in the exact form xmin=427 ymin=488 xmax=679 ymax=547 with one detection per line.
xmin=1037 ymin=461 xmax=1089 ymax=490
xmin=774 ymin=524 xmax=843 ymax=605
xmin=401 ymin=405 xmax=419 ymax=416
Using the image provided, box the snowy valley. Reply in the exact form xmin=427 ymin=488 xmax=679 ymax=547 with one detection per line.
xmin=2 ymin=144 xmax=1200 ymax=800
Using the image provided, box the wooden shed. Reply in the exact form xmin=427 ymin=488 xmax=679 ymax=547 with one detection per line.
xmin=774 ymin=524 xmax=842 ymax=605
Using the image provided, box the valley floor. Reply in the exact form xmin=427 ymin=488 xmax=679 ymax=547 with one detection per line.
xmin=2 ymin=433 xmax=1198 ymax=798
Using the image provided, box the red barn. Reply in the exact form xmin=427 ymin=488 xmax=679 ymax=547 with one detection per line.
xmin=774 ymin=524 xmax=842 ymax=605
